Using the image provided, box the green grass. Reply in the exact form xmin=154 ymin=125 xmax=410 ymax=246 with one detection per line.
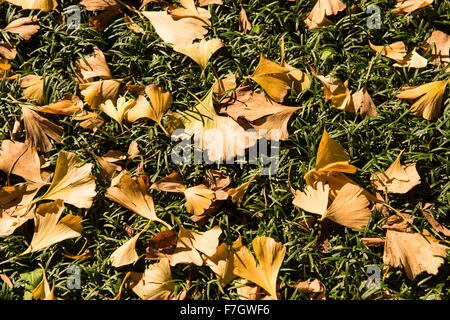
xmin=0 ymin=0 xmax=449 ymax=300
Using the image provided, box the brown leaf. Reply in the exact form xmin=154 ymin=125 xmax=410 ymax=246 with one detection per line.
xmin=392 ymin=0 xmax=433 ymax=15
xmin=382 ymin=213 xmax=414 ymax=233
xmin=305 ymin=0 xmax=346 ymax=29
xmin=361 ymin=238 xmax=385 ymax=246
xmin=0 ymin=274 xmax=14 ymax=289
xmin=2 ymin=16 xmax=39 ymax=40
xmin=124 ymin=14 xmax=145 ymax=34
xmin=147 ymin=230 xmax=178 ymax=250
xmin=239 ymin=6 xmax=252 ymax=34
xmin=0 ymin=43 xmax=17 ymax=60
xmin=292 ymin=279 xmax=326 ymax=300
xmin=0 ymin=140 xmax=43 ymax=182
xmin=74 ymin=111 xmax=105 ymax=131
xmin=76 ymin=47 xmax=112 ymax=81
xmin=198 ymin=0 xmax=223 ymax=6
xmin=20 ymin=75 xmax=45 ymax=105
xmin=22 ymin=106 xmax=63 ymax=152
xmin=426 ymin=30 xmax=450 ymax=67
xmin=350 ymin=86 xmax=378 ymax=118
xmin=25 ymin=94 xmax=83 ymax=116
xmin=383 ymin=229 xmax=448 ymax=280
xmin=7 ymin=0 xmax=58 ymax=11
xmin=419 ymin=208 xmax=450 ymax=237
xmin=151 ymin=171 xmax=185 ymax=193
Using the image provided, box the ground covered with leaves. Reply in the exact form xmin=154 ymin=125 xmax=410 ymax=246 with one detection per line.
xmin=0 ymin=0 xmax=449 ymax=300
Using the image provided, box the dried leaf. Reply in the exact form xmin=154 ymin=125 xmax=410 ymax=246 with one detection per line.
xmin=26 ymin=94 xmax=83 ymax=116
xmin=76 ymin=47 xmax=112 ymax=81
xmin=239 ymin=6 xmax=252 ymax=34
xmin=350 ymin=86 xmax=378 ymax=118
xmin=142 ymin=11 xmax=208 ymax=46
xmin=150 ymin=171 xmax=185 ymax=193
xmin=292 ymin=279 xmax=326 ymax=300
xmin=37 ymin=150 xmax=97 ymax=208
xmin=105 ymin=171 xmax=168 ymax=226
xmin=205 ymin=242 xmax=237 ymax=287
xmin=100 ymin=96 xmax=136 ymax=130
xmin=323 ymin=183 xmax=372 ymax=230
xmin=2 ymin=16 xmax=40 ymax=40
xmin=21 ymin=200 xmax=82 ymax=255
xmin=228 ymin=172 xmax=258 ymax=207
xmin=0 ymin=44 xmax=17 ymax=60
xmin=198 ymin=0 xmax=222 ymax=6
xmin=22 ymin=106 xmax=63 ymax=152
xmin=124 ymin=14 xmax=145 ymax=34
xmin=79 ymin=79 xmax=121 ymax=108
xmin=233 ymin=236 xmax=286 ymax=299
xmin=0 ymin=140 xmax=43 ymax=182
xmin=396 ymin=80 xmax=449 ymax=121
xmin=392 ymin=49 xmax=428 ymax=68
xmin=125 ymin=84 xmax=172 ymax=125
xmin=371 ymin=152 xmax=421 ymax=193
xmin=184 ymin=184 xmax=215 ymax=216
xmin=361 ymin=237 xmax=385 ymax=246
xmin=292 ymin=181 xmax=329 ymax=216
xmin=169 ymin=226 xmax=222 ymax=266
xmin=169 ymin=0 xmax=211 ymax=27
xmin=0 ymin=274 xmax=14 ymax=289
xmin=392 ymin=0 xmax=433 ymax=15
xmin=305 ymin=0 xmax=346 ymax=29
xmin=383 ymin=230 xmax=448 ymax=280
xmin=110 ymin=232 xmax=142 ymax=267
xmin=74 ymin=111 xmax=105 ymax=131
xmin=382 ymin=213 xmax=414 ymax=232
xmin=419 ymin=209 xmax=450 ymax=237
xmin=426 ymin=30 xmax=450 ymax=66
xmin=7 ymin=0 xmax=58 ymax=11
xmin=147 ymin=230 xmax=178 ymax=250
xmin=20 ymin=75 xmax=45 ymax=105
xmin=130 ymin=259 xmax=174 ymax=300
xmin=249 ymin=53 xmax=291 ymax=102
xmin=173 ymin=38 xmax=223 ymax=70
xmin=369 ymin=40 xmax=408 ymax=62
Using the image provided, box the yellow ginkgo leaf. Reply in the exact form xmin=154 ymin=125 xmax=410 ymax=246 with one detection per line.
xmin=392 ymin=0 xmax=433 ymax=15
xmin=292 ymin=181 xmax=329 ymax=216
xmin=7 ymin=0 xmax=58 ymax=11
xmin=20 ymin=75 xmax=45 ymax=105
xmin=249 ymin=53 xmax=291 ymax=102
xmin=322 ymin=183 xmax=371 ymax=230
xmin=396 ymin=80 xmax=449 ymax=121
xmin=37 ymin=150 xmax=97 ymax=208
xmin=305 ymin=0 xmax=346 ymax=29
xmin=174 ymin=38 xmax=223 ymax=70
xmin=170 ymin=226 xmax=222 ymax=266
xmin=125 ymin=84 xmax=173 ymax=127
xmin=369 ymin=40 xmax=408 ymax=62
xmin=169 ymin=0 xmax=211 ymax=27
xmin=205 ymin=242 xmax=239 ymax=287
xmin=142 ymin=11 xmax=207 ymax=46
xmin=100 ymin=96 xmax=136 ymax=130
xmin=392 ymin=49 xmax=428 ymax=68
xmin=105 ymin=171 xmax=169 ymax=227
xmin=426 ymin=30 xmax=450 ymax=66
xmin=110 ymin=232 xmax=142 ymax=268
xmin=130 ymin=258 xmax=174 ymax=300
xmin=32 ymin=264 xmax=58 ymax=300
xmin=383 ymin=229 xmax=448 ymax=280
xmin=228 ymin=171 xmax=259 ymax=207
xmin=184 ymin=184 xmax=215 ymax=216
xmin=233 ymin=236 xmax=286 ymax=299
xmin=21 ymin=200 xmax=82 ymax=255
xmin=26 ymin=94 xmax=83 ymax=116
xmin=305 ymin=128 xmax=356 ymax=183
xmin=371 ymin=152 xmax=421 ymax=194
xmin=79 ymin=79 xmax=121 ymax=108
xmin=0 ymin=140 xmax=43 ymax=183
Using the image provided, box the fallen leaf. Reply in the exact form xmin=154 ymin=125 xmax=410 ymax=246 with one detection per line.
xmin=21 ymin=106 xmax=63 ymax=152
xmin=105 ymin=171 xmax=168 ymax=226
xmin=0 ymin=274 xmax=14 ymax=289
xmin=146 ymin=230 xmax=178 ymax=250
xmin=228 ymin=171 xmax=259 ymax=207
xmin=184 ymin=184 xmax=215 ymax=216
xmin=110 ymin=232 xmax=142 ymax=267
xmin=0 ymin=140 xmax=43 ymax=182
xmin=0 ymin=44 xmax=17 ymax=60
xmin=142 ymin=11 xmax=208 ymax=46
xmin=292 ymin=181 xmax=329 ymax=216
xmin=169 ymin=0 xmax=211 ymax=27
xmin=37 ymin=150 xmax=97 ymax=208
xmin=304 ymin=128 xmax=356 ymax=185
xmin=205 ymin=242 xmax=239 ymax=287
xmin=169 ymin=225 xmax=222 ymax=266
xmin=239 ymin=6 xmax=252 ymax=34
xmin=80 ymin=0 xmax=122 ymax=32
xmin=233 ymin=236 xmax=286 ymax=300
xmin=219 ymin=86 xmax=301 ymax=140
xmin=426 ymin=30 xmax=450 ymax=66
xmin=392 ymin=0 xmax=433 ymax=15
xmin=150 ymin=171 xmax=185 ymax=193
xmin=396 ymin=79 xmax=449 ymax=121
xmin=32 ymin=264 xmax=57 ymax=300
xmin=383 ymin=229 xmax=448 ymax=280
xmin=74 ymin=111 xmax=105 ymax=131
xmin=382 ymin=213 xmax=414 ymax=232
xmin=419 ymin=208 xmax=450 ymax=237
xmin=198 ymin=0 xmax=222 ymax=6
xmin=392 ymin=49 xmax=428 ymax=68
xmin=125 ymin=84 xmax=173 ymax=129
xmin=124 ymin=14 xmax=145 ymax=34
xmin=25 ymin=94 xmax=83 ymax=116
xmin=292 ymin=279 xmax=326 ymax=300
xmin=371 ymin=151 xmax=421 ymax=193
xmin=235 ymin=279 xmax=271 ymax=300
xmin=174 ymin=38 xmax=223 ymax=70
xmin=130 ymin=258 xmax=174 ymax=300
xmin=75 ymin=47 xmax=112 ymax=81
xmin=20 ymin=75 xmax=45 ymax=105
xmin=79 ymin=79 xmax=121 ymax=108
xmin=305 ymin=0 xmax=346 ymax=29
xmin=350 ymin=86 xmax=378 ymax=118
xmin=361 ymin=237 xmax=385 ymax=246
xmin=369 ymin=40 xmax=408 ymax=62
xmin=21 ymin=200 xmax=82 ymax=255
xmin=248 ymin=53 xmax=291 ymax=102
xmin=7 ymin=0 xmax=58 ymax=11
xmin=100 ymin=96 xmax=136 ymax=130
xmin=2 ymin=16 xmax=40 ymax=40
